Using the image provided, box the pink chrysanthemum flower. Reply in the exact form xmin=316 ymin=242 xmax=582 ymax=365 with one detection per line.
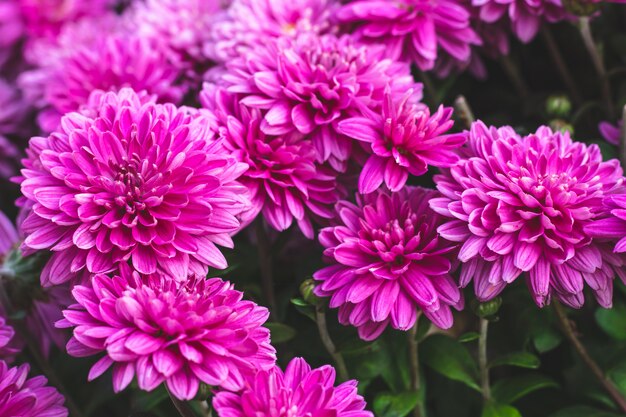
xmin=430 ymin=121 xmax=626 ymax=308
xmin=471 ymin=0 xmax=565 ymax=43
xmin=19 ymin=33 xmax=185 ymax=132
xmin=222 ymin=33 xmax=415 ymax=172
xmin=599 ymin=121 xmax=621 ymax=146
xmin=207 ymin=0 xmax=338 ymax=62
xmin=0 ymin=360 xmax=68 ymax=417
xmin=338 ymin=90 xmax=464 ymax=194
xmin=128 ymin=0 xmax=224 ymax=74
xmin=57 ymin=265 xmax=276 ymax=400
xmin=201 ymin=85 xmax=340 ymax=238
xmin=336 ymin=0 xmax=482 ymax=71
xmin=18 ymin=88 xmax=250 ymax=285
xmin=586 ymin=196 xmax=626 ymax=253
xmin=314 ymin=187 xmax=462 ymax=341
xmin=213 ymin=357 xmax=373 ymax=417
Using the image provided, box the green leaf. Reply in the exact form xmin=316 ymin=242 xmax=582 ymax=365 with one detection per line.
xmin=290 ymin=298 xmax=308 ymax=307
xmin=414 ymin=313 xmax=432 ymax=342
xmin=265 ymin=322 xmax=296 ymax=343
xmin=595 ymin=302 xmax=626 ymax=340
xmin=548 ymin=406 xmax=624 ymax=417
xmin=459 ymin=332 xmax=480 ymax=343
xmin=420 ymin=334 xmax=480 ymax=391
xmin=489 ymin=352 xmax=540 ymax=369
xmin=608 ymin=360 xmax=626 ymax=395
xmin=492 ymin=374 xmax=558 ymax=404
xmin=373 ymin=392 xmax=419 ymax=417
xmin=481 ymin=403 xmax=522 ymax=417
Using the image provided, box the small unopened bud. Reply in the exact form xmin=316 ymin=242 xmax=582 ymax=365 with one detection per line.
xmin=472 ymin=297 xmax=502 ymax=318
xmin=300 ymin=279 xmax=323 ymax=306
xmin=546 ymin=95 xmax=572 ymax=118
xmin=549 ymin=119 xmax=575 ymax=135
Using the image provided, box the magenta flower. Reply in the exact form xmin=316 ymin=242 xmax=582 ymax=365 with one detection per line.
xmin=222 ymin=33 xmax=415 ymax=172
xmin=599 ymin=121 xmax=621 ymax=146
xmin=19 ymin=33 xmax=185 ymax=132
xmin=336 ymin=0 xmax=482 ymax=71
xmin=0 ymin=360 xmax=68 ymax=417
xmin=430 ymin=122 xmax=626 ymax=308
xmin=314 ymin=187 xmax=462 ymax=341
xmin=207 ymin=0 xmax=338 ymax=62
xmin=338 ymin=90 xmax=464 ymax=194
xmin=201 ymin=85 xmax=340 ymax=238
xmin=213 ymin=357 xmax=373 ymax=417
xmin=18 ymin=88 xmax=250 ymax=285
xmin=57 ymin=265 xmax=276 ymax=400
xmin=128 ymin=0 xmax=224 ymax=74
xmin=0 ymin=2 xmax=23 ymax=65
xmin=471 ymin=0 xmax=565 ymax=43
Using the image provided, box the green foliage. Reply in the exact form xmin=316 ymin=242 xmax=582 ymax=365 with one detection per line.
xmin=492 ymin=374 xmax=559 ymax=404
xmin=421 ymin=334 xmax=481 ymax=391
xmin=373 ymin=392 xmax=420 ymax=417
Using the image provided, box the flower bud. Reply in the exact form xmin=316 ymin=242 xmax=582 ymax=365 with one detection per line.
xmin=546 ymin=95 xmax=572 ymax=118
xmin=300 ymin=279 xmax=323 ymax=306
xmin=472 ymin=297 xmax=502 ymax=318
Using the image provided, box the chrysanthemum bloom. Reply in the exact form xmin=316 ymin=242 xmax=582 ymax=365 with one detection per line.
xmin=314 ymin=187 xmax=462 ymax=340
xmin=430 ymin=122 xmax=626 ymax=308
xmin=128 ymin=0 xmax=224 ymax=75
xmin=338 ymin=90 xmax=464 ymax=194
xmin=471 ymin=0 xmax=565 ymax=43
xmin=57 ymin=265 xmax=276 ymax=400
xmin=19 ymin=33 xmax=185 ymax=132
xmin=222 ymin=33 xmax=415 ymax=172
xmin=335 ymin=0 xmax=481 ymax=71
xmin=0 ymin=360 xmax=68 ymax=417
xmin=18 ymin=88 xmax=250 ymax=284
xmin=17 ymin=0 xmax=114 ymax=41
xmin=207 ymin=0 xmax=338 ymax=62
xmin=586 ymin=195 xmax=626 ymax=253
xmin=213 ymin=357 xmax=373 ymax=417
xmin=599 ymin=121 xmax=621 ymax=146
xmin=201 ymin=85 xmax=340 ymax=238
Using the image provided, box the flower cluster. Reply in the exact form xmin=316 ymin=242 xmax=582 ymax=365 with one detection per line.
xmin=315 ymin=187 xmax=462 ymax=340
xmin=430 ymin=122 xmax=626 ymax=307
xmin=58 ymin=264 xmax=276 ymax=400
xmin=19 ymin=88 xmax=250 ymax=284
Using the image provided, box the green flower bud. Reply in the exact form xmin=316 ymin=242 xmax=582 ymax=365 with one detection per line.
xmin=549 ymin=119 xmax=575 ymax=135
xmin=300 ymin=279 xmax=323 ymax=306
xmin=472 ymin=297 xmax=503 ymax=318
xmin=562 ymin=0 xmax=600 ymax=16
xmin=546 ymin=95 xmax=572 ymax=118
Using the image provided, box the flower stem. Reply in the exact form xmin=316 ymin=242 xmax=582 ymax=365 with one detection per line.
xmin=579 ymin=17 xmax=615 ymax=119
xmin=314 ymin=305 xmax=349 ymax=382
xmin=255 ymin=219 xmax=277 ymax=318
xmin=408 ymin=321 xmax=424 ymax=417
xmin=478 ymin=318 xmax=491 ymax=403
xmin=541 ymin=26 xmax=583 ymax=106
xmin=0 ymin=278 xmax=85 ymax=417
xmin=499 ymin=55 xmax=530 ymax=100
xmin=454 ymin=95 xmax=475 ymax=129
xmin=553 ymin=302 xmax=626 ymax=413
xmin=167 ymin=387 xmax=198 ymax=417
xmin=620 ymin=105 xmax=626 ymax=166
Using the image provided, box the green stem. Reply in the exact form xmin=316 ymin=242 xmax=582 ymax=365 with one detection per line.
xmin=579 ymin=17 xmax=615 ymax=119
xmin=255 ymin=219 xmax=277 ymax=318
xmin=541 ymin=26 xmax=583 ymax=106
xmin=0 ymin=278 xmax=85 ymax=417
xmin=479 ymin=318 xmax=491 ymax=403
xmin=553 ymin=302 xmax=626 ymax=413
xmin=167 ymin=387 xmax=197 ymax=417
xmin=314 ymin=305 xmax=349 ymax=382
xmin=408 ymin=321 xmax=424 ymax=417
xmin=499 ymin=55 xmax=530 ymax=100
